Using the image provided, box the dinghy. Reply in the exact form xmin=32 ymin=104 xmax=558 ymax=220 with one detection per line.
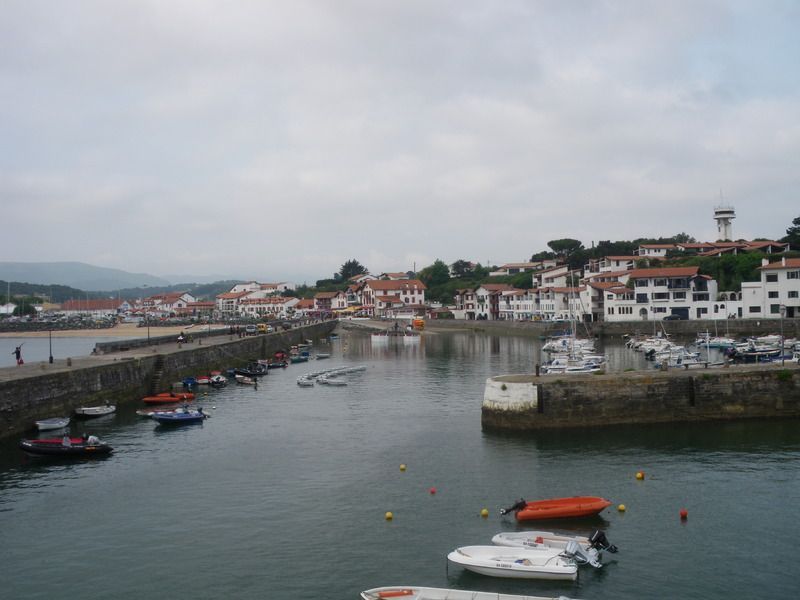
xmin=142 ymin=392 xmax=195 ymax=404
xmin=35 ymin=417 xmax=70 ymax=431
xmin=19 ymin=437 xmax=113 ymax=457
xmin=501 ymin=497 xmax=612 ymax=521
xmin=492 ymin=530 xmax=617 ymax=568
xmin=74 ymin=404 xmax=116 ymax=419
xmin=447 ymin=545 xmax=578 ymax=580
xmin=152 ymin=407 xmax=208 ymax=425
xmin=361 ymin=587 xmax=580 ymax=600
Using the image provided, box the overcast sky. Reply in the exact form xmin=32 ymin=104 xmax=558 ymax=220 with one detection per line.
xmin=2 ymin=1 xmax=799 ymax=284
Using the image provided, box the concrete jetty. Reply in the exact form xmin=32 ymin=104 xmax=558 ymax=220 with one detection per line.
xmin=0 ymin=321 xmax=337 ymax=439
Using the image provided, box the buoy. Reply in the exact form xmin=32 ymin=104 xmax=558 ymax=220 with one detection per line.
xmin=480 ymin=508 xmax=489 ymax=518
xmin=385 ymin=511 xmax=393 ymax=521
xmin=618 ymin=504 xmax=626 ymax=512
xmin=636 ymin=471 xmax=645 ymax=480
xmin=680 ymin=508 xmax=688 ymax=520
xmin=212 ymin=406 xmax=216 ymax=410
xmin=400 ymin=464 xmax=406 ymax=472
xmin=429 ymin=487 xmax=436 ymax=495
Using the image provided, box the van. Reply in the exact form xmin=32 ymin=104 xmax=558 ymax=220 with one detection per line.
xmin=257 ymin=323 xmax=268 ymax=334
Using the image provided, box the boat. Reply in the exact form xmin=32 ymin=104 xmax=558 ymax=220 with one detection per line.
xmin=74 ymin=404 xmax=116 ymax=419
xmin=289 ymin=355 xmax=309 ymax=364
xmin=500 ymin=497 xmax=612 ymax=521
xmin=152 ymin=407 xmax=208 ymax=425
xmin=233 ymin=362 xmax=268 ymax=377
xmin=234 ymin=374 xmax=257 ymax=385
xmin=142 ymin=392 xmax=195 ymax=404
xmin=19 ymin=437 xmax=113 ymax=457
xmin=195 ymin=376 xmax=211 ymax=385
xmin=35 ymin=417 xmax=70 ymax=431
xmin=492 ymin=529 xmax=617 ymax=568
xmin=361 ymin=586 xmax=580 ymax=600
xmin=371 ymin=321 xmax=421 ymax=343
xmin=209 ymin=374 xmax=228 ymax=386
xmin=267 ymin=360 xmax=288 ymax=368
xmin=296 ymin=377 xmax=315 ymax=387
xmin=447 ymin=545 xmax=578 ymax=580
xmin=315 ymin=353 xmax=331 ymax=359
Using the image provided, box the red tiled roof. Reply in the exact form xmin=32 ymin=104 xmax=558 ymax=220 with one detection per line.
xmin=588 ymin=281 xmax=623 ymax=290
xmin=61 ymin=299 xmax=121 ymax=311
xmin=295 ymin=299 xmax=314 ymax=308
xmin=217 ymin=291 xmax=250 ymax=299
xmin=759 ymin=258 xmax=800 ymax=270
xmin=604 ymin=255 xmax=638 ymax=261
xmin=627 ymin=267 xmax=700 ymax=278
xmin=366 ymin=279 xmax=427 ymax=291
xmin=314 ymin=291 xmax=341 ymax=299
xmin=639 ymin=244 xmax=676 ymax=249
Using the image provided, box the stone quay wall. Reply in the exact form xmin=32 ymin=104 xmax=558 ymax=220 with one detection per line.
xmin=481 ymin=365 xmax=800 ymax=431
xmin=0 ymin=321 xmax=336 ymax=439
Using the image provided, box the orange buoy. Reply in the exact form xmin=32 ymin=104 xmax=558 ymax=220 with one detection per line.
xmin=399 ymin=464 xmax=406 ymax=472
xmin=618 ymin=504 xmax=626 ymax=512
xmin=679 ymin=508 xmax=688 ymax=520
xmin=480 ymin=508 xmax=489 ymax=518
xmin=385 ymin=511 xmax=394 ymax=521
xmin=636 ymin=471 xmax=645 ymax=480
xmin=429 ymin=487 xmax=436 ymax=495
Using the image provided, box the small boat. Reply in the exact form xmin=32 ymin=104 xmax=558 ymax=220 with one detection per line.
xmin=182 ymin=376 xmax=197 ymax=387
xmin=492 ymin=530 xmax=617 ymax=568
xmin=195 ymin=376 xmax=211 ymax=385
xmin=501 ymin=497 xmax=612 ymax=521
xmin=19 ymin=437 xmax=113 ymax=457
xmin=142 ymin=392 xmax=195 ymax=404
xmin=447 ymin=545 xmax=578 ymax=580
xmin=152 ymin=407 xmax=208 ymax=425
xmin=35 ymin=417 xmax=71 ymax=431
xmin=315 ymin=353 xmax=331 ymax=360
xmin=296 ymin=377 xmax=315 ymax=387
xmin=235 ymin=374 xmax=257 ymax=385
xmin=209 ymin=374 xmax=227 ymax=386
xmin=267 ymin=360 xmax=288 ymax=368
xmin=289 ymin=355 xmax=309 ymax=364
xmin=74 ymin=404 xmax=116 ymax=419
xmin=361 ymin=587 xmax=579 ymax=600
xmin=233 ymin=362 xmax=269 ymax=377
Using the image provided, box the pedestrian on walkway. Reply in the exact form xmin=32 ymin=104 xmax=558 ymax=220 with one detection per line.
xmin=12 ymin=344 xmax=23 ymax=366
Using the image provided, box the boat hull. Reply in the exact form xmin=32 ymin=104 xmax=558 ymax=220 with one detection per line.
xmin=142 ymin=393 xmax=195 ymax=404
xmin=19 ymin=438 xmax=113 ymax=457
xmin=447 ymin=546 xmax=577 ymax=581
xmin=74 ymin=405 xmax=116 ymax=419
xmin=35 ymin=417 xmax=70 ymax=431
xmin=152 ymin=412 xmax=207 ymax=425
xmin=515 ymin=496 xmax=612 ymax=521
xmin=361 ymin=586 xmax=577 ymax=600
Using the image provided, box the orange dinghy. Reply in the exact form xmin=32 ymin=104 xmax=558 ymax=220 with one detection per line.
xmin=501 ymin=496 xmax=612 ymax=521
xmin=142 ymin=392 xmax=195 ymax=404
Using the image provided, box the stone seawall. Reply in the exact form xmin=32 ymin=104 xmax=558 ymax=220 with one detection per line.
xmin=482 ymin=365 xmax=800 ymax=431
xmin=0 ymin=321 xmax=336 ymax=439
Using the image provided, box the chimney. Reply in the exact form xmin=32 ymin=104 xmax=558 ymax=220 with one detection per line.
xmin=782 ymin=256 xmax=786 ymax=266
xmin=761 ymin=258 xmax=769 ymax=267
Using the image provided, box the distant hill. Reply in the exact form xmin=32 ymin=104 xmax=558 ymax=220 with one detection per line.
xmin=0 ymin=262 xmax=170 ymax=292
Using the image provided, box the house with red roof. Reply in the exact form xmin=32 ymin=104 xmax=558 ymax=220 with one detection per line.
xmin=360 ymin=280 xmax=426 ymax=317
xmin=741 ymin=257 xmax=800 ymax=319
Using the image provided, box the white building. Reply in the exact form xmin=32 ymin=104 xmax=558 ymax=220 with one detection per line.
xmin=741 ymin=257 xmax=800 ymax=319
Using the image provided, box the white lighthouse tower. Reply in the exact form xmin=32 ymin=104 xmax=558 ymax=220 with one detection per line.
xmin=714 ymin=205 xmax=735 ymax=241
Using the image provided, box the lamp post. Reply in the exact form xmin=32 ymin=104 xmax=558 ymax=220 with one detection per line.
xmin=779 ymin=304 xmax=786 ymax=366
xmin=48 ymin=327 xmax=53 ymax=364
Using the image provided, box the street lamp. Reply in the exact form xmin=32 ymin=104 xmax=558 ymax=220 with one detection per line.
xmin=48 ymin=326 xmax=53 ymax=364
xmin=779 ymin=304 xmax=786 ymax=366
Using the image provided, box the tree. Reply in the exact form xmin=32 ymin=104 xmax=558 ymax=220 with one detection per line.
xmin=547 ymin=238 xmax=584 ymax=258
xmin=783 ymin=215 xmax=800 ymax=247
xmin=418 ymin=260 xmax=450 ymax=288
xmin=530 ymin=250 xmax=556 ymax=262
xmin=339 ymin=259 xmax=367 ymax=281
xmin=450 ymin=259 xmax=473 ymax=278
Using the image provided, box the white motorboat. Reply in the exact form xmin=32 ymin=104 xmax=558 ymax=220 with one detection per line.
xmin=296 ymin=377 xmax=315 ymax=387
xmin=74 ymin=404 xmax=116 ymax=419
xmin=35 ymin=417 xmax=71 ymax=431
xmin=491 ymin=529 xmax=617 ymax=568
xmin=361 ymin=586 xmax=580 ymax=600
xmin=447 ymin=545 xmax=578 ymax=580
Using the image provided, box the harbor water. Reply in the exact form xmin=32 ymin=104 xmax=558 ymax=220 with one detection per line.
xmin=1 ymin=331 xmax=797 ymax=599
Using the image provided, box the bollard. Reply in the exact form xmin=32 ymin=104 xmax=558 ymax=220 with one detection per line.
xmin=535 ymin=363 xmax=540 ymax=377
xmin=67 ymin=357 xmax=72 ymax=366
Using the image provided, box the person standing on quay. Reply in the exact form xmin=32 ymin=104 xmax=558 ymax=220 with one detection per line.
xmin=12 ymin=344 xmax=23 ymax=365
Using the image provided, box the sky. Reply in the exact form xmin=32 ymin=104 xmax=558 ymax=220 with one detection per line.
xmin=2 ymin=1 xmax=799 ymax=284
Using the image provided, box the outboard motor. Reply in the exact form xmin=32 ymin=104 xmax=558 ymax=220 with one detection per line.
xmin=562 ymin=540 xmax=602 ymax=569
xmin=499 ymin=498 xmax=527 ymax=516
xmin=589 ymin=530 xmax=618 ymax=553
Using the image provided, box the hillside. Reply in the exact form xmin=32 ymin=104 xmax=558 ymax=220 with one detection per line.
xmin=0 ymin=262 xmax=170 ymax=291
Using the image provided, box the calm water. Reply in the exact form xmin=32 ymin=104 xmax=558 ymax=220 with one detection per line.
xmin=1 ymin=331 xmax=797 ymax=599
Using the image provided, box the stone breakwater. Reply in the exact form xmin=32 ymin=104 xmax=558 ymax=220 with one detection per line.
xmin=0 ymin=321 xmax=336 ymax=439
xmin=482 ymin=364 xmax=800 ymax=431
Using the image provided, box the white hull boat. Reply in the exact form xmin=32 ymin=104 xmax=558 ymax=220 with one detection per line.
xmin=35 ymin=417 xmax=71 ymax=431
xmin=491 ymin=529 xmax=617 ymax=568
xmin=361 ymin=586 xmax=580 ymax=600
xmin=74 ymin=404 xmax=116 ymax=419
xmin=447 ymin=545 xmax=577 ymax=580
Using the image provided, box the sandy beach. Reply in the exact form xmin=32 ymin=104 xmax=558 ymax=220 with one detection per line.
xmin=0 ymin=323 xmax=226 ymax=339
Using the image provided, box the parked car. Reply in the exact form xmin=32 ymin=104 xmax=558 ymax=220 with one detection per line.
xmin=245 ymin=324 xmax=258 ymax=335
xmin=663 ymin=314 xmax=687 ymax=321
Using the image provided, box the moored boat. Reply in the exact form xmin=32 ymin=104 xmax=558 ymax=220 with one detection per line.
xmin=500 ymin=496 xmax=612 ymax=521
xmin=447 ymin=545 xmax=578 ymax=580
xmin=74 ymin=403 xmax=116 ymax=419
xmin=35 ymin=417 xmax=71 ymax=431
xmin=19 ymin=437 xmax=113 ymax=457
xmin=209 ymin=374 xmax=227 ymax=386
xmin=142 ymin=392 xmax=195 ymax=404
xmin=492 ymin=529 xmax=617 ymax=568
xmin=361 ymin=586 xmax=580 ymax=600
xmin=152 ymin=407 xmax=208 ymax=425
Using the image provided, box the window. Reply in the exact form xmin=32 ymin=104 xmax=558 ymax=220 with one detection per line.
xmin=698 ymin=307 xmax=708 ymax=314
xmin=673 ymin=292 xmax=686 ymax=300
xmin=770 ymin=304 xmax=781 ymax=314
xmin=788 ymin=271 xmax=799 ymax=279
xmin=749 ymin=306 xmax=761 ymax=313
xmin=608 ymin=307 xmax=614 ymax=315
xmin=634 ymin=279 xmax=648 ymax=287
xmin=653 ymin=292 xmax=669 ymax=300
xmin=636 ymin=293 xmax=649 ymax=303
xmin=768 ymin=291 xmax=779 ymax=298
xmin=653 ymin=307 xmax=667 ymax=313
xmin=766 ymin=274 xmax=778 ymax=282
xmin=790 ymin=291 xmax=799 ymax=299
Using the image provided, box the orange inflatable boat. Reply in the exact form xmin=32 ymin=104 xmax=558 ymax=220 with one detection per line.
xmin=501 ymin=496 xmax=612 ymax=521
xmin=142 ymin=392 xmax=195 ymax=404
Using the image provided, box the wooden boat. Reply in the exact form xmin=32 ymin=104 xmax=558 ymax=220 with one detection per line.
xmin=501 ymin=496 xmax=612 ymax=521
xmin=361 ymin=586 xmax=580 ymax=600
xmin=447 ymin=545 xmax=577 ymax=580
xmin=35 ymin=417 xmax=71 ymax=431
xmin=152 ymin=407 xmax=208 ymax=425
xmin=19 ymin=437 xmax=113 ymax=457
xmin=142 ymin=392 xmax=195 ymax=404
xmin=74 ymin=404 xmax=116 ymax=419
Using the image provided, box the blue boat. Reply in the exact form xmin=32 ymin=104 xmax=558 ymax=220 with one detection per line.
xmin=152 ymin=407 xmax=208 ymax=426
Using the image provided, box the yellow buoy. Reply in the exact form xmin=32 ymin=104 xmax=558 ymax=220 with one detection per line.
xmin=480 ymin=508 xmax=489 ymax=518
xmin=636 ymin=471 xmax=645 ymax=480
xmin=618 ymin=504 xmax=626 ymax=512
xmin=400 ymin=464 xmax=406 ymax=472
xmin=385 ymin=511 xmax=393 ymax=521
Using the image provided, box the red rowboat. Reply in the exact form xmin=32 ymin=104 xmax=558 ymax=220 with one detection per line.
xmin=142 ymin=392 xmax=195 ymax=404
xmin=501 ymin=496 xmax=612 ymax=521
